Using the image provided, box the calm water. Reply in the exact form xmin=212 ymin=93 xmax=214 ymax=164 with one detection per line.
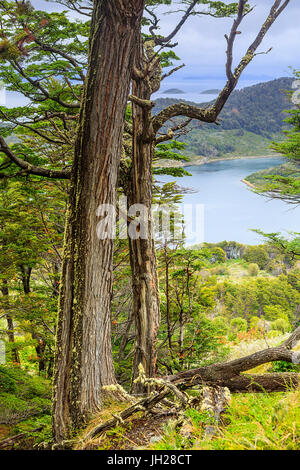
xmin=158 ymin=157 xmax=300 ymax=245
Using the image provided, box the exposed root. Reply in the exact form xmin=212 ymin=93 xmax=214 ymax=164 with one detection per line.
xmin=84 ymin=365 xmax=231 ymax=442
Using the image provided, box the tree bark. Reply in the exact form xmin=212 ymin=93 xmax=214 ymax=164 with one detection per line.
xmin=127 ymin=39 xmax=161 ymax=395
xmin=52 ymin=0 xmax=145 ymax=442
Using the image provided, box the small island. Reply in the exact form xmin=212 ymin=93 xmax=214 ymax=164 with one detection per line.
xmin=201 ymin=88 xmax=221 ymax=94
xmin=162 ymin=88 xmax=185 ymax=94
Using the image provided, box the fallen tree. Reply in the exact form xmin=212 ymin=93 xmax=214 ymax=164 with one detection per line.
xmin=85 ymin=327 xmax=299 ymax=441
xmin=0 ymin=426 xmax=44 ymax=450
xmin=166 ymin=326 xmax=300 ymax=392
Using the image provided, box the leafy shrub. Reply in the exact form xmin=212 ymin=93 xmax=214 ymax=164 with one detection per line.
xmin=248 ymin=263 xmax=259 ymax=277
xmin=0 ymin=365 xmax=51 ymax=426
xmin=264 ymin=305 xmax=290 ymax=322
xmin=271 ymin=318 xmax=291 ymax=333
xmin=0 ymin=365 xmax=17 ymax=393
xmin=242 ymin=246 xmax=268 ymax=269
xmin=267 ymin=329 xmax=282 ymax=338
xmin=249 ymin=315 xmax=260 ymax=329
xmin=270 ymin=361 xmax=300 ymax=372
xmin=213 ymin=316 xmax=229 ymax=335
xmin=230 ymin=317 xmax=248 ymax=333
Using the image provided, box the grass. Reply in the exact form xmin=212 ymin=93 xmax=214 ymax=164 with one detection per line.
xmin=183 ymin=129 xmax=281 ymax=161
xmin=150 ymin=388 xmax=300 ymax=451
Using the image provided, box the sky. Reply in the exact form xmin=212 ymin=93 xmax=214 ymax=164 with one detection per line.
xmin=2 ymin=0 xmax=300 ymax=105
xmin=152 ymin=0 xmax=300 ymax=100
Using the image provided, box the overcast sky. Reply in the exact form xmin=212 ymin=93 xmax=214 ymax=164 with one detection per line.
xmin=160 ymin=1 xmax=298 ymax=76
xmin=4 ymin=0 xmax=300 ymax=104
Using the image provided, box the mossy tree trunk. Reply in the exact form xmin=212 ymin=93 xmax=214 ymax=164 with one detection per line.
xmin=52 ymin=0 xmax=145 ymax=442
xmin=127 ymin=40 xmax=161 ymax=395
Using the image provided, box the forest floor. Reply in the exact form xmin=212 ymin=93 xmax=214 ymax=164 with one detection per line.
xmin=1 ymin=353 xmax=299 ymax=450
xmin=77 ymin=386 xmax=299 ymax=451
xmin=81 ymin=413 xmax=173 ymax=450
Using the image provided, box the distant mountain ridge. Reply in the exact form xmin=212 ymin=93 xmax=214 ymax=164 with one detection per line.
xmin=154 ymin=78 xmax=294 ymax=160
xmin=155 ymin=77 xmax=294 ymax=136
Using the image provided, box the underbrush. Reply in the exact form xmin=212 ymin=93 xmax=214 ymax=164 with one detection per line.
xmin=0 ymin=364 xmax=52 ymax=447
xmin=150 ymin=388 xmax=300 ymax=450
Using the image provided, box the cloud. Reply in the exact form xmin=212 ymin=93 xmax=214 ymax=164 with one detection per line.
xmin=153 ymin=0 xmax=300 ymax=84
xmin=29 ymin=1 xmax=300 ymax=83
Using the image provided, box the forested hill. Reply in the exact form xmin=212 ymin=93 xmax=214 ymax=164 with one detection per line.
xmin=154 ymin=77 xmax=294 ymax=136
xmin=154 ymin=78 xmax=294 ymax=159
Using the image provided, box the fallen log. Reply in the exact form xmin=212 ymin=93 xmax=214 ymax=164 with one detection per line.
xmin=199 ymin=386 xmax=231 ymax=439
xmin=166 ymin=327 xmax=300 ymax=392
xmin=85 ymin=327 xmax=300 ymax=441
xmin=0 ymin=426 xmax=44 ymax=450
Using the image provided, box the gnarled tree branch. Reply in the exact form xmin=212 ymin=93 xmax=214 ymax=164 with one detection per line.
xmin=0 ymin=135 xmax=71 ymax=179
xmin=152 ymin=0 xmax=290 ymax=133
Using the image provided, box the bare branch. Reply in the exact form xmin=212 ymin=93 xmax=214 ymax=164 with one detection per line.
xmin=152 ymin=0 xmax=290 ymax=133
xmin=128 ymin=94 xmax=155 ymax=109
xmin=0 ymin=136 xmax=71 ymax=179
xmin=161 ymin=63 xmax=185 ymax=81
xmin=33 ymin=37 xmax=86 ymax=82
xmin=155 ymin=118 xmax=192 ymax=144
xmin=153 ymin=0 xmax=199 ymax=46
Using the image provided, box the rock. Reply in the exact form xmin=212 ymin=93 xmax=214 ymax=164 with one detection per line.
xmin=149 ymin=436 xmax=161 ymax=444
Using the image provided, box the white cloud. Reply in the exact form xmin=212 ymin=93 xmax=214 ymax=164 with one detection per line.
xmin=152 ymin=0 xmax=300 ymax=84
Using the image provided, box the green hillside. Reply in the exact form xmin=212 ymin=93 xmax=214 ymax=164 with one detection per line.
xmin=154 ymin=77 xmax=294 ymax=161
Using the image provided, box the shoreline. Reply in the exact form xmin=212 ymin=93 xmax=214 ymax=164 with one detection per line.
xmin=157 ymin=153 xmax=282 ymax=169
xmin=188 ymin=153 xmax=281 ymax=167
xmin=241 ymin=178 xmax=256 ymax=188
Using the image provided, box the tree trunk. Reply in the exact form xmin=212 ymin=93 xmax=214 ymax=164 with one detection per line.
xmin=52 ymin=0 xmax=145 ymax=442
xmin=128 ymin=40 xmax=161 ymax=395
xmin=164 ymin=244 xmax=173 ymax=353
xmin=1 ymin=281 xmax=20 ymax=365
xmin=19 ymin=265 xmax=46 ymax=372
xmin=19 ymin=265 xmax=31 ymax=295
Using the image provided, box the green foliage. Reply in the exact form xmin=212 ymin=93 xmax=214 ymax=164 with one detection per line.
xmin=218 ymin=275 xmax=300 ymax=323
xmin=152 ymin=390 xmax=300 ymax=451
xmin=0 ymin=364 xmax=51 ymax=434
xmin=252 ymin=230 xmax=300 ymax=260
xmin=213 ymin=316 xmax=229 ymax=335
xmin=263 ymin=305 xmax=290 ymax=322
xmin=271 ymin=318 xmax=291 ymax=333
xmin=230 ymin=317 xmax=247 ymax=333
xmin=270 ymin=361 xmax=300 ymax=373
xmin=0 ymin=176 xmax=66 ymax=373
xmin=157 ymin=247 xmax=229 ymax=373
xmin=0 ymin=1 xmax=88 ymax=178
xmin=242 ymin=245 xmax=268 ymax=269
xmin=0 ymin=365 xmax=17 ymax=393
xmin=248 ymin=263 xmax=259 ymax=277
